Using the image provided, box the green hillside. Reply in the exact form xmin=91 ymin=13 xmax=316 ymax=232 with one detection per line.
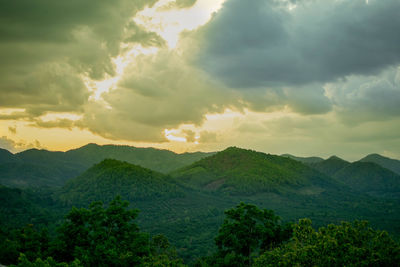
xmin=333 ymin=161 xmax=400 ymax=198
xmin=360 ymin=153 xmax=400 ymax=175
xmin=308 ymin=156 xmax=351 ymax=176
xmin=58 ymin=159 xmax=185 ymax=206
xmin=173 ymin=147 xmax=336 ymax=195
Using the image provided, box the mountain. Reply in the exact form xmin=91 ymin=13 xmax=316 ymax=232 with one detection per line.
xmin=64 ymin=143 xmax=214 ymax=174
xmin=0 ymin=144 xmax=213 ymax=188
xmin=0 ymin=148 xmax=18 ymax=164
xmin=2 ymin=149 xmax=400 ymax=263
xmin=308 ymin=156 xmax=351 ymax=177
xmin=281 ymin=154 xmax=324 ymax=164
xmin=359 ymin=153 xmax=400 ymax=175
xmin=58 ymin=159 xmax=185 ymax=206
xmin=172 ymin=147 xmax=338 ymax=195
xmin=0 ymin=162 xmax=67 ymax=188
xmin=333 ymin=161 xmax=400 ymax=198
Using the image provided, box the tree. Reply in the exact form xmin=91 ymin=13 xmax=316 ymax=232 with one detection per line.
xmin=143 ymin=234 xmax=186 ymax=267
xmin=211 ymin=203 xmax=292 ymax=267
xmin=255 ymin=218 xmax=400 ymax=266
xmin=54 ymin=195 xmax=149 ymax=266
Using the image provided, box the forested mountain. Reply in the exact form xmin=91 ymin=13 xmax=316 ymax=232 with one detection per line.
xmin=360 ymin=153 xmax=400 ymax=175
xmin=58 ymin=159 xmax=185 ymax=206
xmin=0 ymin=185 xmax=59 ymax=230
xmin=0 ymin=144 xmax=213 ymax=188
xmin=1 ymin=145 xmax=400 ymax=265
xmin=172 ymin=147 xmax=337 ymax=195
xmin=0 ymin=148 xmax=18 ymax=164
xmin=333 ymin=161 xmax=400 ymax=198
xmin=308 ymin=156 xmax=351 ymax=176
xmin=305 ymin=156 xmax=400 ymax=198
xmin=281 ymin=154 xmax=324 ymax=164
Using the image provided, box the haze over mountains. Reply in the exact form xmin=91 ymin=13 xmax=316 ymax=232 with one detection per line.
xmin=1 ymin=144 xmax=400 ymax=262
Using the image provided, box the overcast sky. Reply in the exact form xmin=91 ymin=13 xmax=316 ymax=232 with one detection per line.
xmin=0 ymin=0 xmax=399 ymax=161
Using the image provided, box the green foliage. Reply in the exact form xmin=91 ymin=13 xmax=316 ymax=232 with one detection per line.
xmin=143 ymin=235 xmax=187 ymax=267
xmin=10 ymin=254 xmax=82 ymax=267
xmin=0 ymin=185 xmax=59 ymax=230
xmin=54 ymin=195 xmax=149 ymax=266
xmin=255 ymin=218 xmax=400 ymax=266
xmin=0 ymin=224 xmax=50 ymax=265
xmin=209 ymin=203 xmax=292 ymax=266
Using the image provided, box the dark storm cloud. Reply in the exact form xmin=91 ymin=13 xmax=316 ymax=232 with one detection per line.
xmin=0 ymin=0 xmax=161 ymax=117
xmin=196 ymin=0 xmax=400 ymax=88
xmin=328 ymin=67 xmax=400 ymax=124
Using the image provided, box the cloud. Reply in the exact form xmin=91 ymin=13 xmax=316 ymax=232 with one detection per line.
xmin=199 ymin=131 xmax=218 ymax=143
xmin=78 ymin=48 xmax=236 ymax=142
xmin=8 ymin=126 xmax=17 ymax=134
xmin=31 ymin=118 xmax=76 ymax=130
xmin=195 ymin=0 xmax=400 ymax=88
xmin=327 ymin=66 xmax=400 ymax=124
xmin=159 ymin=0 xmax=197 ymax=10
xmin=0 ymin=0 xmax=163 ymax=118
xmin=0 ymin=136 xmax=43 ymax=153
xmin=182 ymin=130 xmax=196 ymax=142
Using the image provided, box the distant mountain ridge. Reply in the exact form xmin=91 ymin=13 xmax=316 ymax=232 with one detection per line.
xmin=306 ymin=155 xmax=400 ymax=198
xmin=281 ymin=154 xmax=324 ymax=164
xmin=0 ymin=144 xmax=214 ymax=188
xmin=360 ymin=153 xmax=400 ymax=175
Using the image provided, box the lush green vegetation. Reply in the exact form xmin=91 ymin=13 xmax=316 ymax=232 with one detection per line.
xmin=255 ymin=219 xmax=400 ymax=266
xmin=1 ymin=146 xmax=400 ymax=265
xmin=1 ymin=196 xmax=184 ymax=267
xmin=1 ymin=198 xmax=399 ymax=267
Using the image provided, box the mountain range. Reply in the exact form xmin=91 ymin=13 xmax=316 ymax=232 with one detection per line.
xmin=0 ymin=143 xmax=213 ymax=188
xmin=1 ymin=144 xmax=400 ymax=262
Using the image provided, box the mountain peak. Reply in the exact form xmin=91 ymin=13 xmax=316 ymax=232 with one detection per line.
xmin=59 ymin=159 xmax=184 ymax=206
xmin=327 ymin=155 xmax=347 ymax=162
xmin=173 ymin=148 xmax=333 ymax=194
xmin=360 ymin=153 xmax=400 ymax=175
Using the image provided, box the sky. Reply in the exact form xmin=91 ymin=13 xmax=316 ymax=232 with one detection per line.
xmin=0 ymin=0 xmax=400 ymax=161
